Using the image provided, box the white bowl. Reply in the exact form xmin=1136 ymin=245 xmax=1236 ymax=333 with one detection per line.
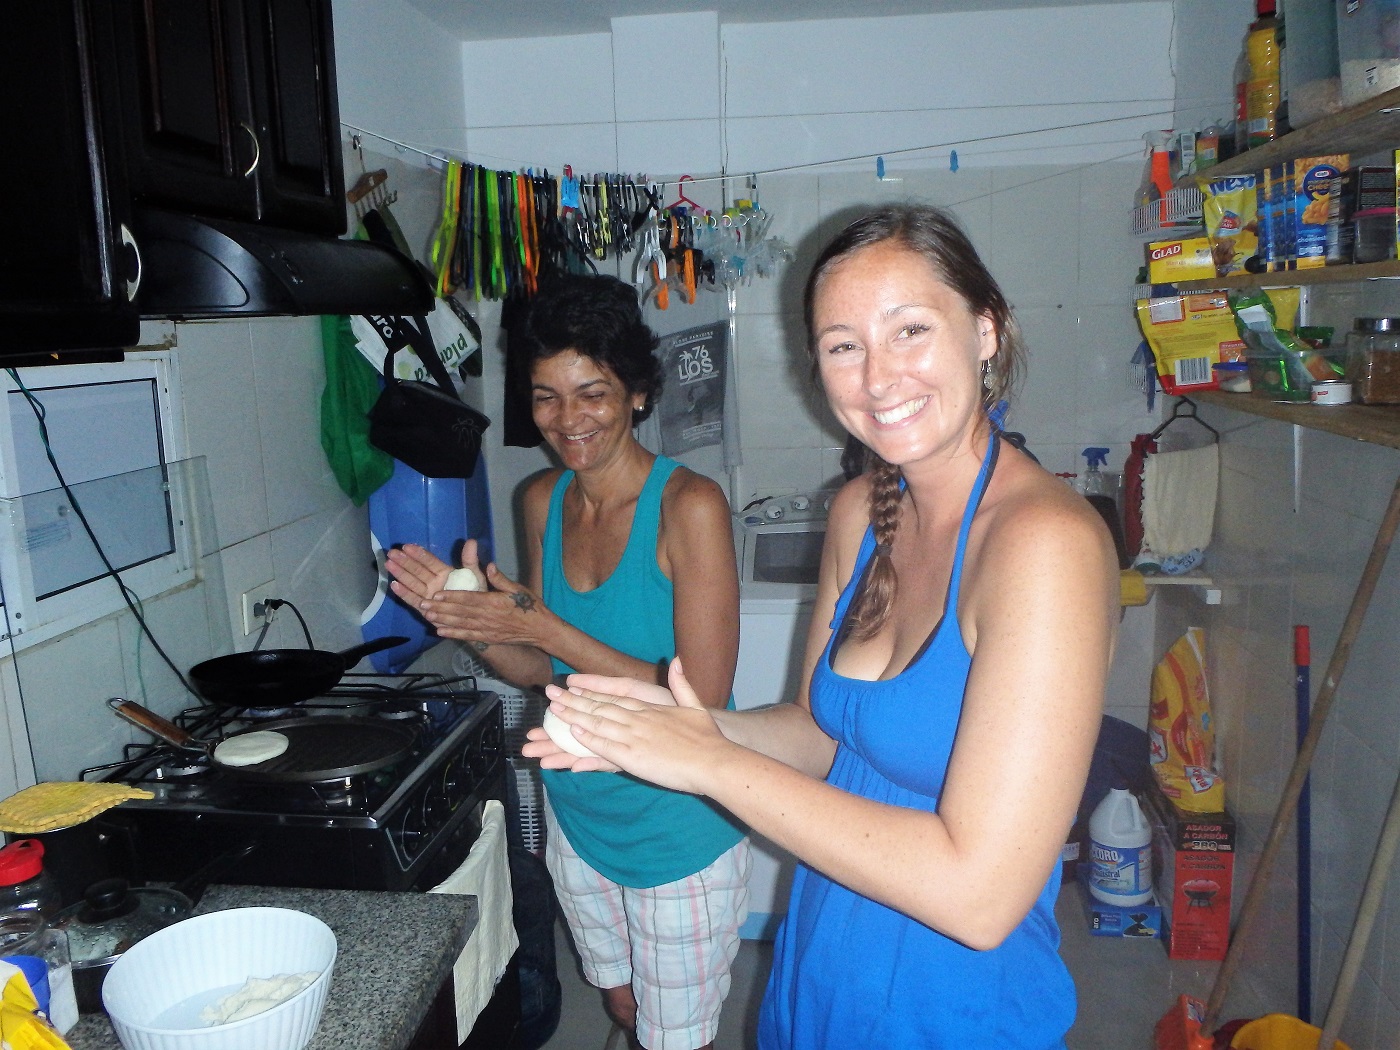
xmin=102 ymin=907 xmax=337 ymax=1050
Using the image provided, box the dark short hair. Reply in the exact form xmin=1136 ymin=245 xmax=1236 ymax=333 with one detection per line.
xmin=517 ymin=273 xmax=664 ymax=423
xmin=803 ymin=204 xmax=1023 ymax=409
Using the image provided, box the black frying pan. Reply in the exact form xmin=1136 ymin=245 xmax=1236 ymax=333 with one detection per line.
xmin=109 ymin=699 xmax=417 ymax=782
xmin=188 ymin=636 xmax=408 ymax=710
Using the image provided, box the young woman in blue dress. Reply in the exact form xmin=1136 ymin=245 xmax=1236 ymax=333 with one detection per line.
xmin=525 ymin=205 xmax=1119 ymax=1049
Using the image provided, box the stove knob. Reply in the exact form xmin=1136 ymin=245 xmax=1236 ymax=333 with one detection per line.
xmin=792 ymin=495 xmax=810 ymax=512
xmin=424 ymin=793 xmax=451 ymax=828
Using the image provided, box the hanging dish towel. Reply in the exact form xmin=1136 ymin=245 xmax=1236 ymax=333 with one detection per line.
xmin=429 ymin=799 xmax=519 ymax=1043
xmin=1142 ymin=444 xmax=1219 ymax=569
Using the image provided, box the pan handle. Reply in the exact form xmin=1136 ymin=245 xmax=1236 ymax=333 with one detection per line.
xmin=108 ymin=698 xmax=205 ymax=752
xmin=335 ymin=635 xmax=411 ymax=665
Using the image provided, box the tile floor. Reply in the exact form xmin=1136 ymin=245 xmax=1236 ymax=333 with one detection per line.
xmin=537 ymin=883 xmax=1239 ymax=1050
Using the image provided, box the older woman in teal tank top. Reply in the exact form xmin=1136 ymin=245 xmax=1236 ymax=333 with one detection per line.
xmin=529 ymin=206 xmax=1120 ymax=1049
xmin=388 ymin=274 xmax=748 ymax=1050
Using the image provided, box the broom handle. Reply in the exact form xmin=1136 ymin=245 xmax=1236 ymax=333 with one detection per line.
xmin=1316 ymin=768 xmax=1400 ymax=1049
xmin=1203 ymin=473 xmax=1400 ymax=1034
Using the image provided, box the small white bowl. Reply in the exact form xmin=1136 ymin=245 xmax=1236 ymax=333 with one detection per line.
xmin=102 ymin=907 xmax=337 ymax=1050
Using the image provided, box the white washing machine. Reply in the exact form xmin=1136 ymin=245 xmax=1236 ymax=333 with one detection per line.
xmin=732 ymin=491 xmax=832 ymax=939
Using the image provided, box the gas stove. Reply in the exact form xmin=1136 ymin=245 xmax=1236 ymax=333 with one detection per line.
xmin=85 ymin=672 xmax=508 ymax=893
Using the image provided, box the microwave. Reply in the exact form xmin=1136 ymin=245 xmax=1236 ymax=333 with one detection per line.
xmin=734 ymin=491 xmax=834 ymax=604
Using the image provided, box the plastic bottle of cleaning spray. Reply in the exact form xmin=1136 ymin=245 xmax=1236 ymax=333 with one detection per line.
xmin=1088 ymin=780 xmax=1154 ymax=907
xmin=1079 ymin=447 xmax=1129 ymax=569
xmin=1135 ymin=131 xmax=1180 ymax=229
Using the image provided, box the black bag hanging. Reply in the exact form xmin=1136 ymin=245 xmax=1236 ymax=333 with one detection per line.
xmin=366 ymin=313 xmax=490 ymax=478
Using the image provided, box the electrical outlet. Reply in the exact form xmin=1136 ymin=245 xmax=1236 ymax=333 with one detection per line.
xmin=240 ymin=582 xmax=277 ymax=636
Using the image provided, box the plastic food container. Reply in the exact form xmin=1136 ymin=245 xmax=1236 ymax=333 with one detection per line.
xmin=102 ymin=907 xmax=336 ymax=1050
xmin=1345 ymin=317 xmax=1400 ymax=404
xmin=1212 ymin=361 xmax=1252 ymax=393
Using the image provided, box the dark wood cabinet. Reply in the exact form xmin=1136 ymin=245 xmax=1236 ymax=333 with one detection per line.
xmin=1 ymin=0 xmax=141 ymax=354
xmin=108 ymin=0 xmax=345 ymax=236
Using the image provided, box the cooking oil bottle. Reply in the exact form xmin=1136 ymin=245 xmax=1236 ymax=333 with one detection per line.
xmin=1245 ymin=0 xmax=1280 ymax=149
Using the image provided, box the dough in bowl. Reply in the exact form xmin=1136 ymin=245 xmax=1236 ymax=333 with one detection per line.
xmin=542 ymin=708 xmax=598 ymax=759
xmin=214 ymin=730 xmax=290 ymax=767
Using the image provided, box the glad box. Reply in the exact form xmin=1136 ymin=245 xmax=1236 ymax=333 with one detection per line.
xmin=1147 ymin=237 xmax=1216 ymax=284
xmin=1144 ymin=783 xmax=1236 ymax=961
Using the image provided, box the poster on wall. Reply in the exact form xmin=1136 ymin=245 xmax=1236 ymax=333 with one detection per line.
xmin=656 ymin=321 xmax=728 ymax=456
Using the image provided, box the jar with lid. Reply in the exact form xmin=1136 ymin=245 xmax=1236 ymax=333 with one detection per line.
xmin=0 ymin=909 xmax=79 ymax=1034
xmin=0 ymin=839 xmax=61 ymax=918
xmin=1345 ymin=318 xmax=1400 ymax=404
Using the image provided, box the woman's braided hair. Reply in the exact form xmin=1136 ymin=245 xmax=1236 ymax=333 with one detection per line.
xmin=804 ymin=204 xmax=1025 ymax=641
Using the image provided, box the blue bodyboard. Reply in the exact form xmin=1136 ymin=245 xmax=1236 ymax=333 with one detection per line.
xmin=360 ymin=454 xmax=495 ymax=673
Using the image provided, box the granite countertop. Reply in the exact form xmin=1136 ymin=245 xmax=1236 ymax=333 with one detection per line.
xmin=65 ymin=884 xmax=478 ymax=1050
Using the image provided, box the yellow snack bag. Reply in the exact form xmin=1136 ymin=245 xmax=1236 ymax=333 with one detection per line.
xmin=1201 ymin=174 xmax=1259 ymax=276
xmin=1148 ymin=627 xmax=1225 ymax=813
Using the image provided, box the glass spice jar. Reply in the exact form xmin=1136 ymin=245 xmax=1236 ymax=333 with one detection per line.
xmin=1346 ymin=317 xmax=1400 ymax=404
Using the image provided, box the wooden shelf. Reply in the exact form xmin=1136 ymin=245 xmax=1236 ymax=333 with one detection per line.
xmin=1192 ymin=389 xmax=1400 ymax=449
xmin=1171 ymin=259 xmax=1400 ymax=291
xmin=1174 ymin=86 xmax=1400 ymax=189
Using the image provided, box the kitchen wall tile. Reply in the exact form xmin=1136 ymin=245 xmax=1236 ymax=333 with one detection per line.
xmin=174 ymin=320 xmax=269 ymax=549
xmin=1006 ymin=305 xmax=1082 ymax=447
xmin=618 ymin=119 xmax=724 ymax=179
xmin=249 ymin=316 xmax=344 ymax=531
xmin=19 ymin=618 xmax=137 ymax=781
xmin=611 ymin=13 xmax=719 ymax=124
xmin=216 ymin=534 xmax=278 ymax=654
xmin=1071 ymin=306 xmax=1158 ymax=449
xmin=463 ymin=124 xmax=620 ymax=175
xmin=988 ymin=166 xmax=1082 ymax=310
xmin=460 ymin=34 xmax=614 ymax=128
xmin=115 ymin=583 xmax=222 ymax=720
xmin=1077 ymin=162 xmax=1149 ymax=306
xmin=0 ymin=665 xmax=35 ymax=794
xmin=732 ymin=313 xmax=827 ymax=451
xmin=733 ymin=449 xmax=828 ymax=505
xmin=267 ymin=505 xmax=376 ymax=656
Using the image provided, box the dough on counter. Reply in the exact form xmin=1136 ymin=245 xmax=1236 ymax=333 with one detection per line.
xmin=542 ymin=708 xmax=598 ymax=759
xmin=444 ymin=567 xmax=484 ymax=591
xmin=199 ymin=971 xmax=319 ymax=1025
xmin=213 ymin=731 xmax=289 ymax=767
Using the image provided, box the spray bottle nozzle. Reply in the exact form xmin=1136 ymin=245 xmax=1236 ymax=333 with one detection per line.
xmin=1082 ymin=447 xmax=1110 ymax=470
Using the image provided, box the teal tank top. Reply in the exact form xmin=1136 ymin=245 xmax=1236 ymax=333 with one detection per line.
xmin=539 ymin=456 xmax=744 ymax=888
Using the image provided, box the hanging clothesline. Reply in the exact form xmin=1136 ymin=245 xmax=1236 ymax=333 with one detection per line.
xmin=342 ymin=107 xmax=1174 ymax=188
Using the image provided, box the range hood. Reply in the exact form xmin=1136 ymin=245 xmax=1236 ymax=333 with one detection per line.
xmin=132 ymin=207 xmax=434 ymax=320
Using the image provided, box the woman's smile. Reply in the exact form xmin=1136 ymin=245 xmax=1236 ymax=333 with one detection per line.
xmin=872 ymin=396 xmax=929 ymax=426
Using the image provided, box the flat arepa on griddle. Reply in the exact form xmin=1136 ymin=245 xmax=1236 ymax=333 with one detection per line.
xmin=213 ymin=730 xmax=290 ymax=767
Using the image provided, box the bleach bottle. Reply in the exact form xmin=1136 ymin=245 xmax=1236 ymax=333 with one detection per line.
xmin=1088 ymin=780 xmax=1154 ymax=907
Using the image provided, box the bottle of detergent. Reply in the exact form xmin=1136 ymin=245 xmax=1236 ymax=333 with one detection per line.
xmin=1088 ymin=781 xmax=1154 ymax=907
xmin=1136 ymin=131 xmax=1179 ymax=230
xmin=1079 ymin=447 xmax=1129 ymax=570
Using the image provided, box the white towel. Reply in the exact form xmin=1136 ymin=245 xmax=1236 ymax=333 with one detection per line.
xmin=430 ymin=799 xmax=519 ymax=1043
xmin=1142 ymin=444 xmax=1219 ymax=558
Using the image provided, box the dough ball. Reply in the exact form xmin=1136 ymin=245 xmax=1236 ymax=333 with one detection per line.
xmin=214 ymin=730 xmax=289 ymax=767
xmin=444 ymin=567 xmax=484 ymax=592
xmin=542 ymin=708 xmax=597 ymax=759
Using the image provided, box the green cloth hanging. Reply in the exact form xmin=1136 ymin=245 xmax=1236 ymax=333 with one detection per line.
xmin=320 ymin=313 xmax=393 ymax=505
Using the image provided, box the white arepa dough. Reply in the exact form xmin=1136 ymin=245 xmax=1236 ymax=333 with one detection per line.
xmin=200 ymin=972 xmax=318 ymax=1025
xmin=444 ymin=567 xmax=484 ymax=591
xmin=542 ymin=708 xmax=598 ymax=759
xmin=214 ymin=730 xmax=290 ymax=767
